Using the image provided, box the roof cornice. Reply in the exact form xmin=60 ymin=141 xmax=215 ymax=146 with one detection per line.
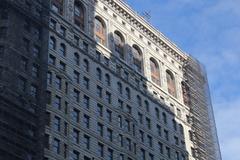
xmin=100 ymin=0 xmax=188 ymax=63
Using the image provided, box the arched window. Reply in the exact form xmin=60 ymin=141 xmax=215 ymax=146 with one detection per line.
xmin=137 ymin=95 xmax=142 ymax=107
xmin=166 ymin=70 xmax=176 ymax=97
xmin=144 ymin=100 xmax=149 ymax=112
xmin=117 ymin=82 xmax=122 ymax=94
xmin=95 ymin=17 xmax=106 ymax=46
xmin=162 ymin=112 xmax=167 ymax=124
xmin=172 ymin=119 xmax=177 ymax=131
xmin=59 ymin=43 xmax=66 ymax=56
xmin=179 ymin=124 xmax=184 ymax=135
xmin=49 ymin=36 xmax=56 ymax=50
xmin=83 ymin=59 xmax=89 ymax=72
xmin=51 ymin=0 xmax=64 ymax=15
xmin=155 ymin=108 xmax=160 ymax=119
xmin=126 ymin=87 xmax=131 ymax=99
xmin=74 ymin=52 xmax=80 ymax=66
xmin=74 ymin=1 xmax=84 ymax=30
xmin=96 ymin=68 xmax=102 ymax=81
xmin=182 ymin=82 xmax=190 ymax=106
xmin=150 ymin=58 xmax=160 ymax=86
xmin=132 ymin=45 xmax=143 ymax=73
xmin=105 ymin=74 xmax=110 ymax=86
xmin=114 ymin=31 xmax=124 ymax=59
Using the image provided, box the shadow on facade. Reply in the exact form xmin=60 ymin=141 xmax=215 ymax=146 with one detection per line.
xmin=0 ymin=0 xmax=190 ymax=160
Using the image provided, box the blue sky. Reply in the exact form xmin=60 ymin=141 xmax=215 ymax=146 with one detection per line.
xmin=126 ymin=0 xmax=240 ymax=159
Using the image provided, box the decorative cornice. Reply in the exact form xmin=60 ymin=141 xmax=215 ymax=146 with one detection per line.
xmin=100 ymin=0 xmax=188 ymax=63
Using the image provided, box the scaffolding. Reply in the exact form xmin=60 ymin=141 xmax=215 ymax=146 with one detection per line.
xmin=183 ymin=57 xmax=222 ymax=160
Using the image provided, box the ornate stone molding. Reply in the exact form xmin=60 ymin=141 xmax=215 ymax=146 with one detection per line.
xmin=100 ymin=0 xmax=188 ymax=63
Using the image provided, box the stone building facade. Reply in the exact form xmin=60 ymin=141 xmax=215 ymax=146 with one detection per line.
xmin=0 ymin=0 xmax=221 ymax=160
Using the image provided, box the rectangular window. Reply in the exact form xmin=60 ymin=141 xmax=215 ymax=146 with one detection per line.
xmin=119 ymin=154 xmax=124 ymax=160
xmin=106 ymin=110 xmax=112 ymax=123
xmin=47 ymin=72 xmax=52 ymax=85
xmin=73 ymin=150 xmax=79 ymax=160
xmin=126 ymin=105 xmax=132 ymax=114
xmin=33 ymin=46 xmax=40 ymax=58
xmin=55 ymin=76 xmax=62 ymax=90
xmin=146 ymin=117 xmax=151 ymax=130
xmin=73 ymin=89 xmax=80 ymax=102
xmin=126 ymin=138 xmax=131 ymax=151
xmin=64 ymin=101 xmax=68 ymax=114
xmin=65 ymin=82 xmax=68 ymax=94
xmin=139 ymin=130 xmax=144 ymax=143
xmin=164 ymin=129 xmax=169 ymax=141
xmin=158 ymin=142 xmax=163 ymax=154
xmin=83 ymin=76 xmax=89 ymax=89
xmin=97 ymin=122 xmax=104 ymax=137
xmin=106 ymin=91 xmax=111 ymax=104
xmin=73 ymin=129 xmax=79 ymax=144
xmin=166 ymin=147 xmax=171 ymax=158
xmin=97 ymin=85 xmax=102 ymax=98
xmin=83 ymin=95 xmax=90 ymax=109
xmin=157 ymin=125 xmax=162 ymax=137
xmin=149 ymin=154 xmax=154 ymax=160
xmin=140 ymin=149 xmax=145 ymax=160
xmin=84 ymin=134 xmax=90 ymax=150
xmin=107 ymin=148 xmax=113 ymax=160
xmin=54 ymin=96 xmax=61 ymax=110
xmin=50 ymin=19 xmax=56 ymax=30
xmin=119 ymin=134 xmax=123 ymax=147
xmin=118 ymin=99 xmax=123 ymax=110
xmin=174 ymin=136 xmax=179 ymax=145
xmin=73 ymin=70 xmax=80 ymax=84
xmin=53 ymin=138 xmax=60 ymax=154
xmin=60 ymin=25 xmax=66 ymax=37
xmin=107 ymin=128 xmax=113 ymax=142
xmin=175 ymin=151 xmax=180 ymax=160
xmin=138 ymin=112 xmax=143 ymax=124
xmin=63 ymin=144 xmax=68 ymax=158
xmin=83 ymin=114 xmax=90 ymax=129
xmin=98 ymin=143 xmax=104 ymax=157
xmin=30 ymin=85 xmax=37 ymax=98
xmin=72 ymin=108 xmax=80 ymax=123
xmin=49 ymin=55 xmax=56 ymax=65
xmin=53 ymin=116 xmax=61 ymax=132
xmin=97 ymin=103 xmax=103 ymax=117
xmin=32 ymin=64 xmax=39 ymax=78
xmin=125 ymin=119 xmax=130 ymax=132
xmin=118 ymin=116 xmax=122 ymax=128
xmin=147 ymin=135 xmax=153 ymax=147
